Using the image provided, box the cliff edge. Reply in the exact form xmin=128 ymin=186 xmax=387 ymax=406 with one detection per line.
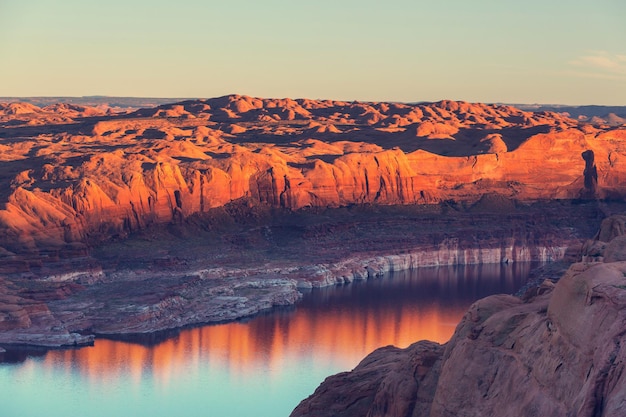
xmin=291 ymin=215 xmax=626 ymax=417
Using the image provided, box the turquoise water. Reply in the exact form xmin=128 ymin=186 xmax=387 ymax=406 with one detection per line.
xmin=0 ymin=263 xmax=534 ymax=417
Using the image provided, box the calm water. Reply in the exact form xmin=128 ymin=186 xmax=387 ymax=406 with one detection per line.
xmin=0 ymin=263 xmax=535 ymax=417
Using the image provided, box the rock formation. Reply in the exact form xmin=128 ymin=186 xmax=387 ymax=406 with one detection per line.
xmin=291 ymin=216 xmax=626 ymax=417
xmin=2 ymin=95 xmax=626 ymax=348
xmin=2 ymin=95 xmax=626 ymax=262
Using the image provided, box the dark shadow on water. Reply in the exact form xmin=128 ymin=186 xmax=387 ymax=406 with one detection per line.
xmin=0 ymin=344 xmax=70 ymax=364
xmin=300 ymin=262 xmax=536 ymax=310
xmin=92 ymin=304 xmax=299 ymax=347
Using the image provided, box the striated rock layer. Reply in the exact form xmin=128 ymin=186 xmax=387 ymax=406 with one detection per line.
xmin=1 ymin=95 xmax=626 ymax=260
xmin=291 ymin=216 xmax=626 ymax=417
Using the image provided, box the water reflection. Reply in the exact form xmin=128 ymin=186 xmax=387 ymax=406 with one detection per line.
xmin=0 ymin=263 xmax=533 ymax=417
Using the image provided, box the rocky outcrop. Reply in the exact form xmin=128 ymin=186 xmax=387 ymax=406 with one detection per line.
xmin=291 ymin=216 xmax=626 ymax=417
xmin=0 ymin=267 xmax=301 ymax=347
xmin=0 ymin=276 xmax=95 ymax=347
xmin=57 ymin=275 xmax=303 ymax=338
xmin=292 ymin=341 xmax=444 ymax=417
xmin=2 ymin=95 xmax=626 ymax=260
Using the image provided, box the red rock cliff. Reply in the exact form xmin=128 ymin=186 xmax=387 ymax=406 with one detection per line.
xmin=1 ymin=96 xmax=625 ymax=255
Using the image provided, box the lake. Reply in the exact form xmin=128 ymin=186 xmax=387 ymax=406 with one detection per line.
xmin=0 ymin=262 xmax=535 ymax=417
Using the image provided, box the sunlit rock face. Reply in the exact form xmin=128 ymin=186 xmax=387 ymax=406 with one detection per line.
xmin=291 ymin=216 xmax=626 ymax=417
xmin=1 ymin=95 xmax=626 ymax=257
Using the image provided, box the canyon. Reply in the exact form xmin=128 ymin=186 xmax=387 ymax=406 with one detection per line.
xmin=291 ymin=215 xmax=626 ymax=417
xmin=1 ymin=95 xmax=626 ymax=349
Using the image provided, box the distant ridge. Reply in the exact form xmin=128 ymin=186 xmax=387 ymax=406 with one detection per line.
xmin=513 ymin=104 xmax=626 ymax=126
xmin=0 ymin=96 xmax=196 ymax=110
xmin=2 ymin=96 xmax=625 ymax=124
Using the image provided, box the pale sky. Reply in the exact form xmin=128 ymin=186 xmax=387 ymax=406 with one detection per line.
xmin=1 ymin=0 xmax=625 ymax=105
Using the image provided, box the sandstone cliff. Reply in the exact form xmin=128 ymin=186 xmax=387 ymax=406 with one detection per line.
xmin=1 ymin=95 xmax=625 ymax=259
xmin=291 ymin=216 xmax=626 ymax=417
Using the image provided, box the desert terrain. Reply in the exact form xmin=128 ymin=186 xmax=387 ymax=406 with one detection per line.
xmin=1 ymin=95 xmax=626 ymax=349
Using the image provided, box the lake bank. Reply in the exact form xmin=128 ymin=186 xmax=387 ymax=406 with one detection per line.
xmin=0 ymin=200 xmax=612 ymax=349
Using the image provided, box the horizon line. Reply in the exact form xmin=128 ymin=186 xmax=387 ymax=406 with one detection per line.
xmin=1 ymin=94 xmax=625 ymax=108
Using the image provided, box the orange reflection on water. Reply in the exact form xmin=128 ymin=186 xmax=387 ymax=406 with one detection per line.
xmin=43 ymin=264 xmax=527 ymax=385
xmin=46 ymin=303 xmax=463 ymax=384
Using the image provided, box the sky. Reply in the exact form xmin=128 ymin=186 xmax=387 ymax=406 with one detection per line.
xmin=1 ymin=0 xmax=625 ymax=105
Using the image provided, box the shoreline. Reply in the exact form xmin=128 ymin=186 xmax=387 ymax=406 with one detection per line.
xmin=0 ymin=248 xmax=571 ymax=353
xmin=290 ymin=216 xmax=626 ymax=417
xmin=0 ymin=200 xmax=614 ymax=352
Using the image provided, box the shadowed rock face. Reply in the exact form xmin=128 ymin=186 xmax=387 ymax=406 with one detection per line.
xmin=1 ymin=95 xmax=626 ymax=259
xmin=291 ymin=216 xmax=626 ymax=417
